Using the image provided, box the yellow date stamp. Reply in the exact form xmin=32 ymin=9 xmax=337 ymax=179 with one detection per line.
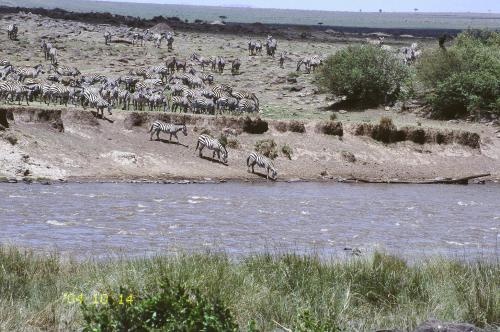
xmin=62 ymin=292 xmax=134 ymax=305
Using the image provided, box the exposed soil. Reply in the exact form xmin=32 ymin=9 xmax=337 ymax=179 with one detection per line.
xmin=1 ymin=107 xmax=499 ymax=183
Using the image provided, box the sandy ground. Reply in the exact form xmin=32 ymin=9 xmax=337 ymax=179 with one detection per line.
xmin=0 ymin=13 xmax=499 ymax=183
xmin=1 ymin=108 xmax=499 ymax=183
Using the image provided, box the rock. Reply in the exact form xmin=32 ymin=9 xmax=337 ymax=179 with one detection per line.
xmin=7 ymin=178 xmax=18 ymax=183
xmin=413 ymin=320 xmax=485 ymax=332
xmin=339 ymin=110 xmax=347 ymax=114
xmin=288 ymin=85 xmax=305 ymax=92
xmin=448 ymin=120 xmax=459 ymax=124
xmin=385 ymin=106 xmax=391 ymax=111
xmin=341 ymin=151 xmax=356 ymax=163
xmin=286 ymin=77 xmax=298 ymax=83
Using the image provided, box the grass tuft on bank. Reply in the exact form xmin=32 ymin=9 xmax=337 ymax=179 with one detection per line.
xmin=0 ymin=246 xmax=498 ymax=331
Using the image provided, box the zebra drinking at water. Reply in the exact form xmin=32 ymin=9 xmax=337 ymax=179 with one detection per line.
xmin=195 ymin=134 xmax=228 ymax=163
xmin=247 ymin=152 xmax=277 ymax=180
xmin=149 ymin=120 xmax=187 ymax=142
xmin=7 ymin=24 xmax=18 ymax=40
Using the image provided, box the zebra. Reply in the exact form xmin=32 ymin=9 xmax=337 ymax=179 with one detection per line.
xmin=231 ymin=90 xmax=259 ymax=106
xmin=231 ymin=58 xmax=241 ymax=75
xmin=265 ymin=36 xmax=277 ymax=57
xmin=212 ymin=84 xmax=233 ymax=99
xmin=171 ymin=96 xmax=190 ymax=113
xmin=216 ymin=56 xmax=226 ymax=73
xmin=195 ymin=134 xmax=228 ymax=163
xmin=296 ymin=56 xmax=319 ymax=73
xmin=216 ymin=96 xmax=238 ymax=113
xmin=0 ymin=65 xmax=14 ymax=80
xmin=131 ymin=91 xmax=147 ymax=111
xmin=50 ymin=64 xmax=80 ymax=77
xmin=48 ymin=48 xmax=58 ymax=65
xmin=190 ymin=97 xmax=215 ymax=114
xmin=83 ymin=90 xmax=112 ymax=117
xmin=278 ymin=51 xmax=287 ymax=68
xmin=247 ymin=152 xmax=277 ymax=180
xmin=40 ymin=41 xmax=53 ymax=60
xmin=0 ymin=81 xmax=30 ymax=105
xmin=153 ymin=33 xmax=164 ymax=48
xmin=149 ymin=121 xmax=187 ymax=141
xmin=237 ymin=98 xmax=259 ymax=113
xmin=248 ymin=40 xmax=262 ymax=56
xmin=0 ymin=59 xmax=10 ymax=67
xmin=132 ymin=29 xmax=150 ymax=46
xmin=118 ymin=75 xmax=139 ymax=91
xmin=166 ymin=32 xmax=174 ymax=51
xmin=117 ymin=89 xmax=130 ymax=110
xmin=190 ymin=53 xmax=212 ymax=71
xmin=148 ymin=65 xmax=169 ymax=82
xmin=7 ymin=24 xmax=18 ymax=40
xmin=16 ymin=64 xmax=44 ymax=82
xmin=42 ymin=83 xmax=71 ymax=106
xmin=104 ymin=31 xmax=112 ymax=45
xmin=147 ymin=93 xmax=168 ymax=111
xmin=81 ymin=74 xmax=107 ymax=85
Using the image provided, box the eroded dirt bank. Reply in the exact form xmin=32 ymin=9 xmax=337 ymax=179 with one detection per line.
xmin=1 ymin=107 xmax=499 ymax=183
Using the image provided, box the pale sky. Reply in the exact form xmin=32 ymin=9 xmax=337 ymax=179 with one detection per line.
xmin=95 ymin=0 xmax=500 ymax=13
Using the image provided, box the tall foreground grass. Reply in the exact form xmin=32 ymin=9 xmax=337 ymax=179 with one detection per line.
xmin=0 ymin=246 xmax=498 ymax=331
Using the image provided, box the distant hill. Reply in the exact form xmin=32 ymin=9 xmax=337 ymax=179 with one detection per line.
xmin=1 ymin=0 xmax=500 ymax=29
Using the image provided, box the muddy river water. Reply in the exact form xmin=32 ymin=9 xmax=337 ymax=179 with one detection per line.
xmin=0 ymin=182 xmax=498 ymax=259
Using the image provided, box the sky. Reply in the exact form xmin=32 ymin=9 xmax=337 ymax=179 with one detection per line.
xmin=95 ymin=0 xmax=500 ymax=13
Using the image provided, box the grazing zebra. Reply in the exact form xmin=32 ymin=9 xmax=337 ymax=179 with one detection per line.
xmin=171 ymin=96 xmax=190 ymax=112
xmin=148 ymin=65 xmax=169 ymax=81
xmin=132 ymin=29 xmax=150 ymax=46
xmin=7 ymin=24 xmax=18 ymax=40
xmin=41 ymin=83 xmax=71 ymax=106
xmin=0 ymin=65 xmax=14 ymax=80
xmin=237 ymin=98 xmax=259 ymax=113
xmin=216 ymin=96 xmax=238 ymax=113
xmin=231 ymin=90 xmax=259 ymax=107
xmin=50 ymin=64 xmax=80 ymax=77
xmin=296 ymin=56 xmax=321 ymax=73
xmin=195 ymin=134 xmax=228 ymax=163
xmin=231 ymin=58 xmax=241 ymax=75
xmin=190 ymin=53 xmax=212 ymax=71
xmin=166 ymin=32 xmax=174 ymax=51
xmin=48 ymin=48 xmax=58 ymax=65
xmin=265 ymin=36 xmax=278 ymax=57
xmin=16 ymin=64 xmax=44 ymax=82
xmin=148 ymin=121 xmax=187 ymax=141
xmin=247 ymin=152 xmax=277 ymax=180
xmin=83 ymin=90 xmax=112 ymax=117
xmin=104 ymin=31 xmax=112 ymax=45
xmin=190 ymin=97 xmax=215 ymax=114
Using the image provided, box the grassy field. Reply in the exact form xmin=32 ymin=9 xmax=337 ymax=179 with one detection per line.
xmin=2 ymin=0 xmax=500 ymax=29
xmin=0 ymin=246 xmax=498 ymax=331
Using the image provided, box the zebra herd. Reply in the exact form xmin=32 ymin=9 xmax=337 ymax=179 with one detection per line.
xmin=104 ymin=28 xmax=175 ymax=51
xmin=149 ymin=120 xmax=278 ymax=180
xmin=248 ymin=35 xmax=278 ymax=57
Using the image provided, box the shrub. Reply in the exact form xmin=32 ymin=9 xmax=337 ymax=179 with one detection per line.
xmin=254 ymin=139 xmax=278 ymax=159
xmin=315 ymin=121 xmax=343 ymax=136
xmin=274 ymin=121 xmax=288 ymax=132
xmin=218 ymin=134 xmax=228 ymax=147
xmin=316 ymin=45 xmax=410 ymax=107
xmin=81 ymin=280 xmax=239 ymax=332
xmin=329 ymin=113 xmax=337 ymax=121
xmin=288 ymin=121 xmax=306 ymax=133
xmin=226 ymin=138 xmax=240 ymax=149
xmin=417 ymin=30 xmax=500 ymax=119
xmin=243 ymin=117 xmax=268 ymax=134
xmin=341 ymin=150 xmax=356 ymax=163
xmin=281 ymin=144 xmax=293 ymax=160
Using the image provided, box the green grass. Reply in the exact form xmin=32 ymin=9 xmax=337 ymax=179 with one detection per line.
xmin=3 ymin=0 xmax=500 ymax=29
xmin=0 ymin=246 xmax=498 ymax=331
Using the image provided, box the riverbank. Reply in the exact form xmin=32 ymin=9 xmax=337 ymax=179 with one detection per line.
xmin=1 ymin=107 xmax=499 ymax=184
xmin=0 ymin=246 xmax=498 ymax=331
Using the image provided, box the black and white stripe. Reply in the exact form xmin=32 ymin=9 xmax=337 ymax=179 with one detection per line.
xmin=247 ymin=152 xmax=277 ymax=180
xmin=7 ymin=24 xmax=18 ymax=40
xmin=148 ymin=121 xmax=187 ymax=141
xmin=195 ymin=134 xmax=228 ymax=163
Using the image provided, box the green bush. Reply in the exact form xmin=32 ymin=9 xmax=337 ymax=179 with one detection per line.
xmin=81 ymin=280 xmax=239 ymax=332
xmin=417 ymin=30 xmax=500 ymax=118
xmin=316 ymin=45 xmax=410 ymax=107
xmin=218 ymin=134 xmax=228 ymax=147
xmin=254 ymin=139 xmax=278 ymax=159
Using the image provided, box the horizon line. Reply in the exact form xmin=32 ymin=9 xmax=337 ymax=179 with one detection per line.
xmin=87 ymin=0 xmax=500 ymax=14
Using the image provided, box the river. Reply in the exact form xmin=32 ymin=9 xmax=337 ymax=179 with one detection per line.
xmin=0 ymin=182 xmax=498 ymax=259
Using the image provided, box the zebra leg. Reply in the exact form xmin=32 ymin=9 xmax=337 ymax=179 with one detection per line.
xmin=198 ymin=145 xmax=204 ymax=157
xmin=156 ymin=130 xmax=160 ymax=141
